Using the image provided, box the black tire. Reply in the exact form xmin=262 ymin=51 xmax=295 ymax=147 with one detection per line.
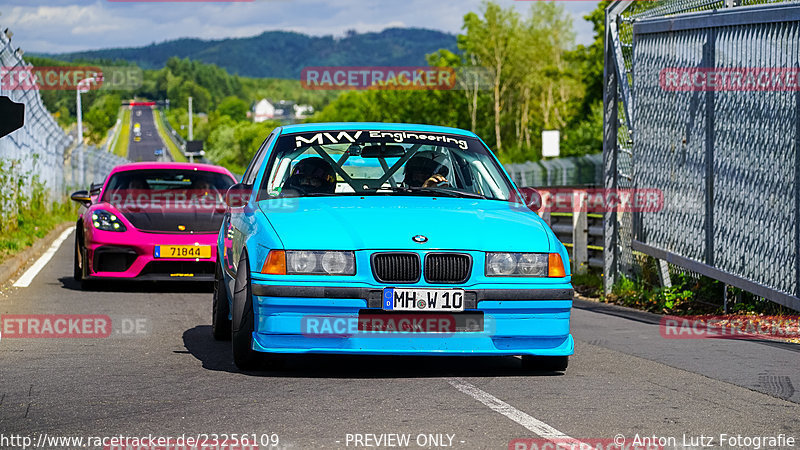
xmin=73 ymin=229 xmax=83 ymax=282
xmin=231 ymin=251 xmax=261 ymax=370
xmin=212 ymin=258 xmax=231 ymax=341
xmin=521 ymin=355 xmax=569 ymax=372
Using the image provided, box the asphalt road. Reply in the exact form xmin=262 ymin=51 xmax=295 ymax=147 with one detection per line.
xmin=127 ymin=106 xmax=167 ymax=162
xmin=0 ymin=230 xmax=798 ymax=449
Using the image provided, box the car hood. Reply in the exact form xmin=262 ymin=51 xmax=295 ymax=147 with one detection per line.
xmin=97 ymin=202 xmax=226 ymax=233
xmin=258 ymin=196 xmax=552 ymax=252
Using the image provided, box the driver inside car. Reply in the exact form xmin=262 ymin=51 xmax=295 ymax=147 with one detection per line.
xmin=403 ymin=151 xmax=451 ymax=188
xmin=282 ymin=157 xmax=337 ymax=195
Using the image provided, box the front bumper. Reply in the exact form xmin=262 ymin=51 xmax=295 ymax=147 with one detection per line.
xmin=84 ymin=228 xmax=217 ymax=281
xmin=249 ymin=284 xmax=574 ymax=356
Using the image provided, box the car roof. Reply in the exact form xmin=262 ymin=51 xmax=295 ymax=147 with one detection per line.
xmin=108 ymin=162 xmax=234 ymax=177
xmin=276 ymin=122 xmax=478 ymax=138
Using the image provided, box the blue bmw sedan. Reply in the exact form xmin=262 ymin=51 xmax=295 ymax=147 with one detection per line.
xmin=212 ymin=122 xmax=574 ymax=371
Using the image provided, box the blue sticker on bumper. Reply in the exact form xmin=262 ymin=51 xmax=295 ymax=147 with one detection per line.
xmin=383 ymin=288 xmax=394 ymax=310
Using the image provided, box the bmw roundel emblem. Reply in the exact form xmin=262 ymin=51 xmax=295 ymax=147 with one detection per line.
xmin=412 ymin=235 xmax=428 ymax=244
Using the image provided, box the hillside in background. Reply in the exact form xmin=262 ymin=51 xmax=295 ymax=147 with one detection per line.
xmin=40 ymin=28 xmax=458 ymax=79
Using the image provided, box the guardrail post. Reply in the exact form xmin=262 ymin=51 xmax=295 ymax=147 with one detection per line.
xmin=657 ymin=259 xmax=672 ymax=288
xmin=538 ymin=209 xmax=551 ymax=227
xmin=573 ymin=190 xmax=588 ymax=274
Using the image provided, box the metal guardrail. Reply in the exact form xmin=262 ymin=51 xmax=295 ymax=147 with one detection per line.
xmin=505 ymin=154 xmax=602 ymax=188
xmin=603 ymin=0 xmax=800 ymax=311
xmin=540 ymin=209 xmax=604 ymax=275
xmin=157 ymin=109 xmax=187 ymax=152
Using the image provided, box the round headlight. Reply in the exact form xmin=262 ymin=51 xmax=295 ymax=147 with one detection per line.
xmin=288 ymin=251 xmax=317 ymax=273
xmin=518 ymin=253 xmax=548 ymax=276
xmin=321 ymin=251 xmax=348 ymax=274
xmin=487 ymin=253 xmax=516 ymax=275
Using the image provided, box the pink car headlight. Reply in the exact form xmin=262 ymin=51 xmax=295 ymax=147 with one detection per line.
xmin=91 ymin=209 xmax=127 ymax=232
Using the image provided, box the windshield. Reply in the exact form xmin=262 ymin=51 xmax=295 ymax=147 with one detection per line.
xmin=258 ymin=130 xmax=514 ymax=201
xmin=100 ymin=169 xmax=236 ymax=233
xmin=103 ymin=169 xmax=235 ymax=204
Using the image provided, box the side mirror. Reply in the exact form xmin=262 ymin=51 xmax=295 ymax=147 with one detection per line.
xmin=225 ymin=183 xmax=250 ymax=208
xmin=516 ymin=187 xmax=542 ymax=212
xmin=71 ymin=190 xmax=91 ymax=205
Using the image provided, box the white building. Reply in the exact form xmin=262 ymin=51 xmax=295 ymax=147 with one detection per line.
xmin=253 ymin=99 xmax=315 ymax=122
xmin=294 ymin=104 xmax=314 ymax=119
xmin=253 ymin=99 xmax=276 ymax=123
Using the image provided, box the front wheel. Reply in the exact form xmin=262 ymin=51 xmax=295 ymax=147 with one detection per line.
xmin=73 ymin=228 xmax=83 ymax=282
xmin=231 ymin=251 xmax=261 ymax=370
xmin=212 ymin=258 xmax=231 ymax=341
xmin=521 ymin=355 xmax=569 ymax=372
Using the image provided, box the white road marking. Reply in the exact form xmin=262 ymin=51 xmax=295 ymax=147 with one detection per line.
xmin=13 ymin=228 xmax=73 ymax=288
xmin=447 ymin=377 xmax=592 ymax=448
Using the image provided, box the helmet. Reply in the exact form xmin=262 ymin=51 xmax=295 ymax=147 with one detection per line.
xmin=403 ymin=151 xmax=450 ymax=187
xmin=284 ymin=157 xmax=336 ymax=194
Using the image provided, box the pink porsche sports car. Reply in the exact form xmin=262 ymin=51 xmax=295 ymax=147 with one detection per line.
xmin=71 ymin=162 xmax=236 ymax=287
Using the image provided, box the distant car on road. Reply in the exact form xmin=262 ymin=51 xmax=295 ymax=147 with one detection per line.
xmin=213 ymin=122 xmax=573 ymax=372
xmin=154 ymin=148 xmax=164 ymax=157
xmin=71 ymin=162 xmax=236 ymax=287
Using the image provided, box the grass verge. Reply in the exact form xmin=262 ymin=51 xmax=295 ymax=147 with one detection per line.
xmin=0 ymin=158 xmax=78 ymax=262
xmin=153 ymin=109 xmax=187 ymax=162
xmin=0 ymin=201 xmax=77 ymax=262
xmin=112 ymin=107 xmax=131 ymax=157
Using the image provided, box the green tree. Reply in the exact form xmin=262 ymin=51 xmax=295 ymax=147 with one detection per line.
xmin=205 ymin=119 xmax=281 ymax=173
xmin=560 ymin=0 xmax=610 ymax=156
xmin=460 ymin=3 xmax=522 ymax=153
xmin=216 ymin=96 xmax=250 ymax=122
xmin=84 ymin=94 xmax=121 ymax=144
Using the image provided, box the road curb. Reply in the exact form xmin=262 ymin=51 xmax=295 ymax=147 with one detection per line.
xmin=0 ymin=222 xmax=74 ymax=289
xmin=573 ymin=297 xmax=664 ymax=325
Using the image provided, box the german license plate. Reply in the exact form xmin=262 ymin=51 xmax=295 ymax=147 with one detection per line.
xmin=382 ymin=288 xmax=465 ymax=312
xmin=155 ymin=245 xmax=211 ymax=259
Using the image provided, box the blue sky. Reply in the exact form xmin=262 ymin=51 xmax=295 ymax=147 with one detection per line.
xmin=0 ymin=0 xmax=599 ymax=54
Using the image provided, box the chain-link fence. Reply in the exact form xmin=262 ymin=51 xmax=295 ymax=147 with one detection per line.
xmin=0 ymin=30 xmax=73 ymax=200
xmin=0 ymin=25 xmax=129 ymax=225
xmin=603 ymin=0 xmax=800 ymax=310
xmin=63 ymin=144 xmax=131 ymax=188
